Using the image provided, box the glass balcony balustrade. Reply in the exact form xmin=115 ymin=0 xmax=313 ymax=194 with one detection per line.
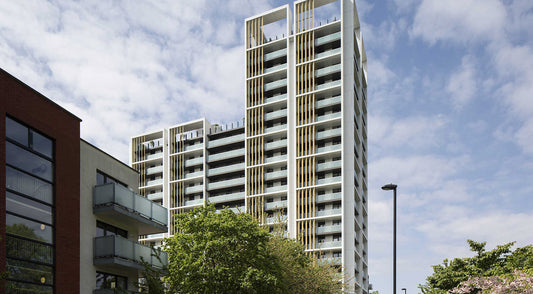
xmin=207 ymin=133 xmax=245 ymax=149
xmin=314 ymin=47 xmax=341 ymax=60
xmin=264 ymin=124 xmax=286 ymax=134
xmin=144 ymin=178 xmax=163 ymax=187
xmin=315 ymin=240 xmax=342 ymax=249
xmin=93 ymin=183 xmax=168 ymax=234
xmin=264 ymin=184 xmax=287 ymax=193
xmin=184 ymin=198 xmax=204 ymax=206
xmin=184 ymin=185 xmax=203 ymax=195
xmin=146 ymin=165 xmax=163 ymax=175
xmin=207 ymin=162 xmax=245 ymax=177
xmin=264 ymin=47 xmax=287 ymax=62
xmin=316 ymin=192 xmax=342 ymax=203
xmin=264 ymin=78 xmax=287 ymax=92
xmin=316 ymin=160 xmax=342 ymax=172
xmin=315 ymin=64 xmax=341 ymax=78
xmin=184 ymin=157 xmax=203 ymax=167
xmin=316 ymin=224 xmax=342 ymax=234
xmin=264 ymin=154 xmax=287 ymax=164
xmin=229 ymin=206 xmax=246 ymax=214
xmin=316 ymin=128 xmax=341 ymax=140
xmin=94 ymin=235 xmax=168 ymax=270
xmin=315 ymin=208 xmax=342 ymax=217
xmin=315 ymin=80 xmax=341 ymax=92
xmin=264 ymin=170 xmax=287 ymax=181
xmin=146 ymin=152 xmax=163 ymax=160
xmin=264 ymin=63 xmax=287 ymax=74
xmin=316 ymin=112 xmax=341 ymax=123
xmin=207 ymin=177 xmax=244 ymax=190
xmin=208 ymin=192 xmax=245 ymax=204
xmin=316 ymin=176 xmax=342 ymax=186
xmin=316 ymin=95 xmax=341 ymax=109
xmin=264 ymin=109 xmax=287 ymax=121
xmin=265 ymin=139 xmax=287 ymax=151
xmin=264 ymin=200 xmax=287 ymax=210
xmin=315 ymin=144 xmax=341 ymax=154
xmin=264 ymin=93 xmax=287 ymax=104
xmin=315 ymin=32 xmax=341 ymax=47
xmin=207 ymin=148 xmax=244 ymax=162
xmin=147 ymin=192 xmax=163 ymax=201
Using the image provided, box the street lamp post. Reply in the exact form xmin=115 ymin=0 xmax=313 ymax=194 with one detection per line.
xmin=402 ymin=288 xmax=407 ymax=294
xmin=382 ymin=183 xmax=398 ymax=294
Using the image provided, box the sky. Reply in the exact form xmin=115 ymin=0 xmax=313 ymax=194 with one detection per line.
xmin=1 ymin=0 xmax=533 ymax=293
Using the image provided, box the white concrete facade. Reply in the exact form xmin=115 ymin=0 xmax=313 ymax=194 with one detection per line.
xmin=130 ymin=0 xmax=367 ymax=292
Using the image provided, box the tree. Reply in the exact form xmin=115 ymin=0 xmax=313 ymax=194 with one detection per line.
xmin=450 ymin=269 xmax=533 ymax=294
xmin=163 ymin=205 xmax=349 ymax=293
xmin=164 ymin=205 xmax=283 ymax=293
xmin=419 ymin=240 xmax=533 ymax=293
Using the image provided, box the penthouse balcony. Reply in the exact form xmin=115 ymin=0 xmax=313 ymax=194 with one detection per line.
xmin=93 ymin=183 xmax=168 ymax=235
xmin=207 ymin=133 xmax=245 ymax=149
xmin=264 ymin=47 xmax=287 ymax=62
xmin=93 ymin=235 xmax=168 ymax=271
xmin=315 ymin=32 xmax=341 ymax=47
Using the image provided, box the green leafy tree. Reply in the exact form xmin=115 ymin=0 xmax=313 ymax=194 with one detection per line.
xmin=164 ymin=205 xmax=283 ymax=293
xmin=138 ymin=246 xmax=168 ymax=294
xmin=163 ymin=205 xmax=350 ymax=293
xmin=419 ymin=240 xmax=533 ymax=293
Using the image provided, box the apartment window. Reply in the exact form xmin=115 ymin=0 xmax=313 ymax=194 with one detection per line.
xmin=96 ymin=272 xmax=127 ymax=291
xmin=5 ymin=116 xmax=55 ymax=293
xmin=97 ymin=170 xmax=127 ymax=188
xmin=96 ymin=221 xmax=127 ymax=238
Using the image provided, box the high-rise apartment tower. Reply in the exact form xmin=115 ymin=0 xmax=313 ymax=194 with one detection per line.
xmin=131 ymin=0 xmax=368 ymax=291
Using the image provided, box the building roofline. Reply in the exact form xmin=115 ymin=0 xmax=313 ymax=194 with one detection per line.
xmin=80 ymin=138 xmax=138 ymax=173
xmin=1 ymin=67 xmax=82 ymax=122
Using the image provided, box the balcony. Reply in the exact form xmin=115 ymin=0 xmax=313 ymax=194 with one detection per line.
xmin=315 ymin=80 xmax=341 ymax=92
xmin=144 ymin=178 xmax=163 ymax=187
xmin=264 ymin=154 xmax=287 ymax=164
xmin=265 ymin=139 xmax=287 ymax=151
xmin=316 ymin=160 xmax=342 ymax=172
xmin=315 ymin=64 xmax=341 ymax=78
xmin=264 ymin=184 xmax=287 ymax=193
xmin=264 ymin=93 xmax=287 ymax=104
xmin=264 ymin=124 xmax=286 ymax=134
xmin=315 ymin=144 xmax=341 ymax=154
xmin=316 ymin=95 xmax=341 ymax=109
xmin=146 ymin=165 xmax=163 ymax=175
xmin=265 ymin=200 xmax=287 ymax=210
xmin=184 ymin=198 xmax=204 ymax=206
xmin=316 ymin=128 xmax=341 ymax=140
xmin=316 ymin=176 xmax=342 ymax=186
xmin=147 ymin=192 xmax=163 ymax=201
xmin=207 ymin=162 xmax=245 ymax=177
xmin=264 ymin=109 xmax=287 ymax=121
xmin=315 ymin=32 xmax=341 ymax=47
xmin=316 ymin=224 xmax=342 ymax=234
xmin=184 ymin=157 xmax=203 ymax=167
xmin=93 ymin=235 xmax=168 ymax=270
xmin=207 ymin=148 xmax=244 ymax=162
xmin=264 ymin=63 xmax=287 ymax=74
xmin=317 ymin=192 xmax=342 ymax=203
xmin=264 ymin=78 xmax=287 ymax=92
xmin=184 ymin=143 xmax=204 ymax=152
xmin=93 ymin=183 xmax=168 ymax=235
xmin=207 ymin=133 xmax=244 ymax=149
xmin=184 ymin=185 xmax=204 ymax=195
xmin=316 ymin=208 xmax=342 ymax=217
xmin=185 ymin=171 xmax=203 ymax=179
xmin=316 ymin=112 xmax=341 ymax=123
xmin=314 ymin=47 xmax=341 ymax=60
xmin=264 ymin=48 xmax=287 ymax=62
xmin=316 ymin=240 xmax=342 ymax=249
xmin=207 ymin=177 xmax=244 ymax=190
xmin=264 ymin=170 xmax=287 ymax=181
xmin=229 ymin=206 xmax=246 ymax=213
xmin=208 ymin=192 xmax=245 ymax=204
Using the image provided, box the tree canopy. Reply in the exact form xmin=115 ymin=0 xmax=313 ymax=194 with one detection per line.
xmin=419 ymin=240 xmax=533 ymax=294
xmin=163 ymin=205 xmax=347 ymax=294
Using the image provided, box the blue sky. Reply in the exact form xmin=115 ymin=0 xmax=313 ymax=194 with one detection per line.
xmin=1 ymin=0 xmax=533 ymax=293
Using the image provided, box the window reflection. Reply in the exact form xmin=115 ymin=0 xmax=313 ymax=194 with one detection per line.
xmin=5 ymin=166 xmax=53 ymax=204
xmin=31 ymin=130 xmax=53 ymax=158
xmin=6 ymin=117 xmax=29 ymax=147
xmin=6 ymin=142 xmax=53 ymax=182
xmin=6 ymin=192 xmax=52 ymax=225
xmin=6 ymin=213 xmax=53 ymax=244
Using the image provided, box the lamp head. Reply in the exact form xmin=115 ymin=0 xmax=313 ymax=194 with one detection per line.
xmin=381 ymin=183 xmax=397 ymax=190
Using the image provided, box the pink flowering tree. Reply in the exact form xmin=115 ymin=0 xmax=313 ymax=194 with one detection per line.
xmin=449 ymin=269 xmax=533 ymax=294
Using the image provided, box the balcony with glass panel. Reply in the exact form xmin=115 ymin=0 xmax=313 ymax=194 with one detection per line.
xmin=315 ymin=144 xmax=341 ymax=154
xmin=315 ymin=64 xmax=341 ymax=78
xmin=264 ymin=170 xmax=287 ymax=181
xmin=207 ymin=148 xmax=244 ymax=162
xmin=144 ymin=178 xmax=163 ymax=187
xmin=184 ymin=198 xmax=204 ymax=206
xmin=184 ymin=157 xmax=204 ymax=167
xmin=184 ymin=184 xmax=204 ymax=195
xmin=314 ymin=80 xmax=341 ymax=92
xmin=316 ymin=95 xmax=341 ymax=109
xmin=317 ymin=192 xmax=342 ymax=203
xmin=265 ymin=139 xmax=287 ymax=151
xmin=264 ymin=154 xmax=287 ymax=164
xmin=314 ymin=47 xmax=341 ymax=60
xmin=315 ymin=240 xmax=342 ymax=249
xmin=264 ymin=93 xmax=287 ymax=104
xmin=206 ymin=177 xmax=244 ymax=191
xmin=264 ymin=78 xmax=287 ymax=92
xmin=93 ymin=183 xmax=168 ymax=235
xmin=264 ymin=47 xmax=287 ymax=62
xmin=264 ymin=108 xmax=287 ymax=121
xmin=315 ymin=31 xmax=341 ymax=47
xmin=316 ymin=128 xmax=341 ymax=140
xmin=315 ymin=208 xmax=342 ymax=217
xmin=93 ymin=235 xmax=168 ymax=271
xmin=264 ymin=200 xmax=287 ymax=210
xmin=316 ymin=224 xmax=342 ymax=234
xmin=208 ymin=192 xmax=245 ymax=204
xmin=146 ymin=165 xmax=163 ymax=176
xmin=207 ymin=162 xmax=245 ymax=177
xmin=264 ymin=184 xmax=287 ymax=193
xmin=207 ymin=133 xmax=245 ymax=149
xmin=264 ymin=124 xmax=286 ymax=134
xmin=316 ymin=112 xmax=341 ymax=123
xmin=264 ymin=63 xmax=287 ymax=75
xmin=316 ymin=176 xmax=342 ymax=186
xmin=316 ymin=160 xmax=342 ymax=172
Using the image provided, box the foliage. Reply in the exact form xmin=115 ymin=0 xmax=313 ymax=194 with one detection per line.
xmin=163 ymin=205 xmax=349 ymax=293
xmin=419 ymin=240 xmax=533 ymax=293
xmin=164 ymin=205 xmax=283 ymax=293
xmin=449 ymin=269 xmax=533 ymax=294
xmin=138 ymin=246 xmax=169 ymax=294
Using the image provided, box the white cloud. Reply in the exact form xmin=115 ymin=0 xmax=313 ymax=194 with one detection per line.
xmin=447 ymin=56 xmax=477 ymax=110
xmin=411 ymin=0 xmax=506 ymax=45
